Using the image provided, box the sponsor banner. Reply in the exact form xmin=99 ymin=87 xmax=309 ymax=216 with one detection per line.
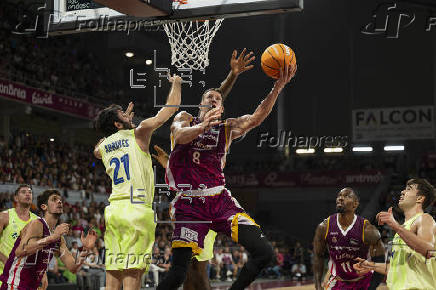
xmin=226 ymin=170 xmax=384 ymax=188
xmin=0 ymin=78 xmax=101 ymax=120
xmin=352 ymin=106 xmax=434 ymax=142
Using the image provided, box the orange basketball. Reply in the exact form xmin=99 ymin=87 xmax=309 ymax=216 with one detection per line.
xmin=261 ymin=43 xmax=297 ymax=79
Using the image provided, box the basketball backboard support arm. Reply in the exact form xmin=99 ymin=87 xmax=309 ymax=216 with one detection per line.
xmin=93 ymin=0 xmax=171 ymax=17
xmin=46 ymin=0 xmax=303 ymax=36
xmin=169 ymin=0 xmax=304 ymax=20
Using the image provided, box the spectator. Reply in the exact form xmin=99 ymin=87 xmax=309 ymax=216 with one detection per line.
xmin=266 ymin=247 xmax=284 ymax=278
xmin=81 ymin=246 xmax=105 ymax=289
xmin=57 ymin=257 xmax=77 ymax=284
xmin=293 ymin=241 xmax=304 ymax=263
xmin=232 ymin=249 xmax=244 ymax=279
xmin=220 ymin=247 xmax=234 ymax=281
xmin=70 ymin=241 xmax=79 ymax=257
xmin=239 ymin=246 xmax=248 ymax=264
xmin=214 ymin=248 xmax=224 ymax=280
xmin=149 ymin=246 xmax=168 ymax=286
xmin=291 ymin=261 xmax=307 ymax=281
xmin=69 ymin=228 xmax=83 ymax=248
xmin=47 ymin=257 xmax=68 ymax=284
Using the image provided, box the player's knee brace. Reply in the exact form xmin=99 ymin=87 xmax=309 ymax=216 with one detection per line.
xmin=157 ymin=247 xmax=191 ymax=290
xmin=238 ymin=225 xmax=274 ymax=268
xmin=254 ymin=240 xmax=274 ymax=267
xmin=170 ymin=264 xmax=189 ymax=285
xmin=228 ymin=225 xmax=274 ymax=290
xmin=171 ymin=247 xmax=192 ymax=280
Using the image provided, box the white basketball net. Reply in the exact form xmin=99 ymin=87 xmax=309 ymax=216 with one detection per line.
xmin=163 ymin=19 xmax=224 ymax=71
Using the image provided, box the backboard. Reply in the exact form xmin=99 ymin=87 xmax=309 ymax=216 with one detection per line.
xmin=47 ymin=0 xmax=303 ymax=35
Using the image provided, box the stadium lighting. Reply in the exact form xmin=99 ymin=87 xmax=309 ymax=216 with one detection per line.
xmin=125 ymin=52 xmax=134 ymax=58
xmin=296 ymin=148 xmax=315 ymax=154
xmin=352 ymin=146 xmax=373 ymax=152
xmin=146 ymin=59 xmax=153 ymax=65
xmin=49 ymin=138 xmax=54 ymax=142
xmin=384 ymin=145 xmax=405 ymax=151
xmin=324 ymin=147 xmax=343 ymax=153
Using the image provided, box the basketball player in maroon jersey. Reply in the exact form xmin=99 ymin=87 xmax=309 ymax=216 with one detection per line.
xmin=0 ymin=185 xmax=48 ymax=290
xmin=313 ymin=187 xmax=385 ymax=290
xmin=157 ymin=63 xmax=297 ymax=290
xmin=0 ymin=190 xmax=97 ymax=290
xmin=152 ymin=48 xmax=256 ymax=290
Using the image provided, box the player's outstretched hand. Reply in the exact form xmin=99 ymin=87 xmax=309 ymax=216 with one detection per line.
xmin=168 ymin=73 xmax=182 ymax=84
xmin=231 ymin=48 xmax=255 ymax=75
xmin=123 ymin=102 xmax=135 ymax=126
xmin=81 ymin=228 xmax=97 ymax=251
xmin=53 ymin=223 xmax=70 ymax=238
xmin=152 ymin=145 xmax=169 ymax=169
xmin=376 ymin=207 xmax=399 ymax=229
xmin=353 ymin=257 xmax=374 ymax=275
xmin=274 ymin=63 xmax=297 ymax=91
xmin=202 ymin=106 xmax=223 ymax=130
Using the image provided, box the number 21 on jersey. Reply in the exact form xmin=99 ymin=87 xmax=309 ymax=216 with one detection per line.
xmin=110 ymin=153 xmax=130 ymax=185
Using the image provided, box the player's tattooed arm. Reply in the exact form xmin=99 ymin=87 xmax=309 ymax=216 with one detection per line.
xmin=226 ymin=63 xmax=297 ymax=140
xmin=0 ymin=211 xmax=9 ymax=264
xmin=377 ymin=208 xmax=436 ymax=258
xmin=363 ymin=222 xmax=385 ymax=257
xmin=15 ymin=221 xmax=69 ymax=258
xmin=219 ymin=49 xmax=255 ymax=100
xmin=313 ymin=219 xmax=327 ymax=290
xmin=152 ymin=145 xmax=169 ymax=169
xmin=172 ymin=108 xmax=222 ymax=145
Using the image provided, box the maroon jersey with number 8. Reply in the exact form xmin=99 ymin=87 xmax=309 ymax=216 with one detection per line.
xmin=166 ymin=117 xmax=228 ymax=191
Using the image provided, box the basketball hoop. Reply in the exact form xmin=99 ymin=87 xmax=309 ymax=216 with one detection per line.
xmin=163 ymin=19 xmax=224 ymax=71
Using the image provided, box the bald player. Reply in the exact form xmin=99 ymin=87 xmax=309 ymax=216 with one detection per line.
xmin=354 ymin=178 xmax=436 ymax=289
xmin=313 ymin=187 xmax=385 ymax=290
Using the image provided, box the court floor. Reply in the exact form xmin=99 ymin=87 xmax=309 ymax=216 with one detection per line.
xmin=210 ymin=279 xmax=389 ymax=289
xmin=211 ymin=279 xmax=314 ymax=289
xmin=142 ymin=279 xmax=389 ymax=289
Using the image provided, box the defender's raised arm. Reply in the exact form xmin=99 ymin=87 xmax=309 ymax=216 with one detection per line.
xmin=219 ymin=49 xmax=255 ymax=100
xmin=135 ymin=74 xmax=182 ymax=136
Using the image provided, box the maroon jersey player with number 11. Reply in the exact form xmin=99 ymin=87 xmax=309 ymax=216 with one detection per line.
xmin=313 ymin=188 xmax=385 ymax=290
